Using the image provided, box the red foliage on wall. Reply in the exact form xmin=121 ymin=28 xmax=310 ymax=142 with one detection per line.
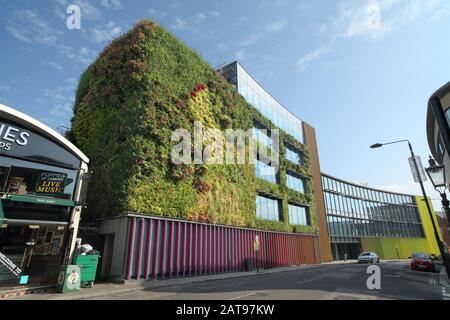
xmin=190 ymin=83 xmax=207 ymax=98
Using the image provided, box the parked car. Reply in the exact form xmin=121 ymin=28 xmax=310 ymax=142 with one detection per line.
xmin=357 ymin=252 xmax=379 ymax=264
xmin=409 ymin=252 xmax=439 ymax=272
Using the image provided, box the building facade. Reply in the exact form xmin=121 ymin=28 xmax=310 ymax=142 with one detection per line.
xmin=71 ymin=22 xmax=334 ymax=281
xmin=219 ymin=61 xmax=332 ymax=262
xmin=322 ymin=173 xmax=442 ymax=260
xmin=436 ymin=211 xmax=450 ymax=251
xmin=98 ymin=60 xmax=335 ymax=281
xmin=426 ymin=82 xmax=450 ymax=187
xmin=0 ymin=104 xmax=89 ymax=288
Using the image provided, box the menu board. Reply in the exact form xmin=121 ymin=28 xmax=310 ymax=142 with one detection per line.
xmin=35 ymin=172 xmax=67 ymax=196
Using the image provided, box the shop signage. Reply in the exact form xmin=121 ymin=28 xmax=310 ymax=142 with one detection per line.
xmin=0 ymin=251 xmax=22 ymax=277
xmin=6 ymin=194 xmax=76 ymax=207
xmin=0 ymin=119 xmax=81 ymax=169
xmin=0 ymin=122 xmax=30 ymax=152
xmin=35 ymin=172 xmax=67 ymax=195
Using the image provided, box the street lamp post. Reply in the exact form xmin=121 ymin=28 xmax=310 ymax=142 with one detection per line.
xmin=371 ymin=140 xmax=450 ymax=279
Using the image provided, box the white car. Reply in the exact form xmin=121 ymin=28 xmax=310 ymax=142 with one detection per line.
xmin=357 ymin=252 xmax=380 ymax=264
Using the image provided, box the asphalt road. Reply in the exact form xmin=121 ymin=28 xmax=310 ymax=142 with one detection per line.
xmin=87 ymin=261 xmax=442 ymax=300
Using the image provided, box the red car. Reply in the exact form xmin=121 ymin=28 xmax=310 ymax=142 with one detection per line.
xmin=409 ymin=252 xmax=438 ymax=272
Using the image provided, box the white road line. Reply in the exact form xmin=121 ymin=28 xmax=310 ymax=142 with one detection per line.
xmin=293 ymin=277 xmax=322 ymax=285
xmin=441 ymin=287 xmax=450 ymax=300
xmin=229 ymin=292 xmax=257 ymax=300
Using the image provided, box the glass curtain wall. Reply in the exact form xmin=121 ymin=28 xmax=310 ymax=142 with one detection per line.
xmin=223 ymin=62 xmax=304 ymax=143
xmin=322 ymin=174 xmax=424 ymax=238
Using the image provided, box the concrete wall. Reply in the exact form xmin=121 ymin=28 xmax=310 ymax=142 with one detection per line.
xmin=99 ymin=216 xmax=129 ymax=278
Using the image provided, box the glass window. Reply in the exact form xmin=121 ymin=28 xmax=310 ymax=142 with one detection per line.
xmin=252 ymin=127 xmax=272 ymax=148
xmin=288 ymin=204 xmax=309 ymax=226
xmin=256 ymin=195 xmax=280 ymax=221
xmin=255 ymin=160 xmax=277 ymax=184
xmin=445 ymin=108 xmax=450 ymax=126
xmin=0 ymin=165 xmax=10 ymax=192
xmin=286 ymin=173 xmax=305 ymax=194
xmin=285 ymin=147 xmax=303 ymax=165
xmin=328 ymin=216 xmax=335 ymax=235
xmin=323 ymin=177 xmax=329 ymax=190
xmin=336 ymin=217 xmax=343 ymax=236
xmin=1 ymin=156 xmax=77 ymax=200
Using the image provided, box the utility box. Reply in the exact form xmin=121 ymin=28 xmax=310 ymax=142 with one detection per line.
xmin=56 ymin=265 xmax=81 ymax=293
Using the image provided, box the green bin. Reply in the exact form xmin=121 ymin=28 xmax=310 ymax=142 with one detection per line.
xmin=74 ymin=254 xmax=100 ymax=287
xmin=56 ymin=265 xmax=81 ymax=293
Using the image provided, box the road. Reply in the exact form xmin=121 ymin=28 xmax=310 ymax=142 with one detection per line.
xmin=87 ymin=261 xmax=442 ymax=300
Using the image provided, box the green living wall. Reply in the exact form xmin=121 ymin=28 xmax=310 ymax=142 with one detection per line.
xmin=69 ymin=20 xmax=316 ymax=233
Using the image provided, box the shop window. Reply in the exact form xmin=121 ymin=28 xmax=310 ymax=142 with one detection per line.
xmin=5 ymin=166 xmax=75 ymax=200
xmin=0 ymin=166 xmax=9 ymax=192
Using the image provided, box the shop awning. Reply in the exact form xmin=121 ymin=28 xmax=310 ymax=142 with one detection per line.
xmin=4 ymin=219 xmax=68 ymax=227
xmin=4 ymin=194 xmax=76 ymax=207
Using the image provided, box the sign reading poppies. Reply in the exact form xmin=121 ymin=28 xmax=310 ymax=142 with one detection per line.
xmin=0 ymin=122 xmax=30 ymax=152
xmin=35 ymin=172 xmax=67 ymax=195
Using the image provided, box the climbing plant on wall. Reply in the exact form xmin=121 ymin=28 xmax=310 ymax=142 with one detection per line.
xmin=69 ymin=20 xmax=317 ymax=234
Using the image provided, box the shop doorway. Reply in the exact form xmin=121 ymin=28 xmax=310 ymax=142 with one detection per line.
xmin=0 ymin=224 xmax=65 ymax=288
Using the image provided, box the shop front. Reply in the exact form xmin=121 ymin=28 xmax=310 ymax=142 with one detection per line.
xmin=0 ymin=104 xmax=89 ymax=289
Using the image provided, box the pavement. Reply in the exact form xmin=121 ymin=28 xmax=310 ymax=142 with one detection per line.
xmin=7 ymin=260 xmax=443 ymax=300
xmin=439 ymin=265 xmax=450 ymax=300
xmin=7 ymin=265 xmax=318 ymax=300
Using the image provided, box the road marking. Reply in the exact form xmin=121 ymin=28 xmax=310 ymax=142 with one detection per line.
xmin=442 ymin=288 xmax=450 ymax=300
xmin=229 ymin=292 xmax=257 ymax=300
xmin=385 ymin=275 xmax=401 ymax=278
xmin=293 ymin=277 xmax=322 ymax=285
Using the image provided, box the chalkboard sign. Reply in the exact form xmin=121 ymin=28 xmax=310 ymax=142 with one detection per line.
xmin=35 ymin=172 xmax=67 ymax=196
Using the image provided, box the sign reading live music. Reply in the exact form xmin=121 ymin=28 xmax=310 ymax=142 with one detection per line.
xmin=35 ymin=172 xmax=67 ymax=196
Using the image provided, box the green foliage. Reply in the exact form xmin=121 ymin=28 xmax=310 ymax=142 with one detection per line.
xmin=70 ymin=20 xmax=317 ymax=233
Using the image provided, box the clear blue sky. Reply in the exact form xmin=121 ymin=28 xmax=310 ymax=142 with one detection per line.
xmin=1 ymin=0 xmax=450 ymax=208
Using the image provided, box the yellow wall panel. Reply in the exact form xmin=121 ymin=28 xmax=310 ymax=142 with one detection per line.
xmin=361 ymin=196 xmax=442 ymax=259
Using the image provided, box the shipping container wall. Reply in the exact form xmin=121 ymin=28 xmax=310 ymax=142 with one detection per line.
xmin=123 ymin=215 xmax=318 ymax=280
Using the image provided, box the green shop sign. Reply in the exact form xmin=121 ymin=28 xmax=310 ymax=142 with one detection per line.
xmin=6 ymin=194 xmax=75 ymax=207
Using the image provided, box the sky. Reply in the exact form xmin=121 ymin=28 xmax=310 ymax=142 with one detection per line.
xmin=1 ymin=0 xmax=450 ymax=209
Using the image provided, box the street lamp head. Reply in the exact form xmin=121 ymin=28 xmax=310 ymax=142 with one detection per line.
xmin=428 ymin=155 xmax=437 ymax=168
xmin=426 ymin=164 xmax=447 ymax=189
xmin=370 ymin=143 xmax=383 ymax=149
